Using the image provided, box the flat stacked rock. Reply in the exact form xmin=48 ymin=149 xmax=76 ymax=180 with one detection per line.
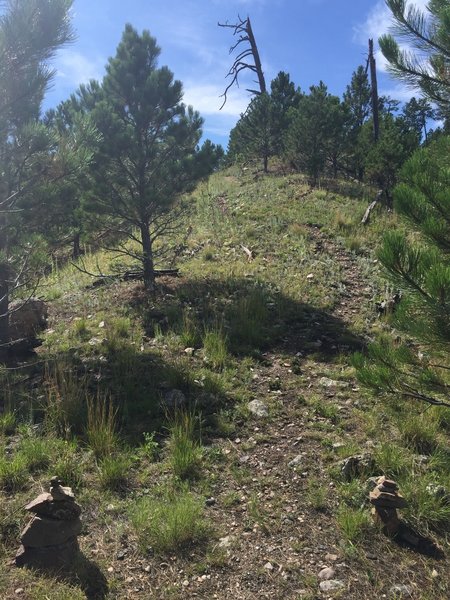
xmin=369 ymin=476 xmax=407 ymax=535
xmin=16 ymin=477 xmax=82 ymax=571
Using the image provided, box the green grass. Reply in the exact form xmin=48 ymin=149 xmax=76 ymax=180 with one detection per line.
xmin=85 ymin=394 xmax=119 ymax=459
xmin=53 ymin=440 xmax=84 ymax=489
xmin=399 ymin=414 xmax=440 ymax=455
xmin=336 ymin=506 xmax=372 ymax=542
xmin=98 ymin=453 xmax=132 ymax=491
xmin=0 ymin=412 xmax=16 ymax=435
xmin=129 ymin=486 xmax=210 ymax=553
xmin=16 ymin=435 xmax=52 ymax=472
xmin=167 ymin=410 xmax=203 ymax=480
xmin=202 ymin=324 xmax=228 ymax=371
xmin=0 ymin=453 xmax=29 ymax=492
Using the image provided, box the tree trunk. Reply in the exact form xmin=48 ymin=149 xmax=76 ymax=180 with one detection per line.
xmin=0 ymin=276 xmax=9 ymax=348
xmin=72 ymin=232 xmax=81 ymax=260
xmin=0 ymin=214 xmax=9 ymax=348
xmin=263 ymin=153 xmax=268 ymax=173
xmin=368 ymin=39 xmax=379 ymax=143
xmin=140 ymin=222 xmax=155 ymax=290
xmin=246 ymin=17 xmax=266 ymax=95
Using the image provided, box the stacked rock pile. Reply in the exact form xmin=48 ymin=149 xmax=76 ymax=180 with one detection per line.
xmin=369 ymin=475 xmax=407 ymax=535
xmin=16 ymin=477 xmax=82 ymax=571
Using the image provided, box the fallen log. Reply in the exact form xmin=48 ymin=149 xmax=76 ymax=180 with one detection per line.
xmin=361 ymin=190 xmax=384 ymax=225
xmin=91 ymin=268 xmax=179 ymax=288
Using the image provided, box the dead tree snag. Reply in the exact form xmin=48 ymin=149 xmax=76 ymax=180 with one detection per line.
xmin=218 ymin=15 xmax=266 ymax=109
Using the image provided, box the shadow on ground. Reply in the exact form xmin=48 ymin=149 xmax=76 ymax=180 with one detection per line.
xmin=131 ymin=275 xmax=364 ymax=360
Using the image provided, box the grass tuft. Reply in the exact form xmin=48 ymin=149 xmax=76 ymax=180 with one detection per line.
xmin=130 ymin=486 xmax=210 ymax=553
xmin=167 ymin=410 xmax=203 ymax=480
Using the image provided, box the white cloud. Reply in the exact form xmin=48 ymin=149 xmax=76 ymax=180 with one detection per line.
xmin=183 ymin=82 xmax=251 ymax=117
xmin=379 ymin=84 xmax=419 ymax=102
xmin=56 ymin=50 xmax=105 ymax=86
xmin=354 ymin=0 xmax=429 ymax=71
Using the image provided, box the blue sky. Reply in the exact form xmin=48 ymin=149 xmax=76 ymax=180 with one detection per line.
xmin=46 ymin=0 xmax=428 ymax=147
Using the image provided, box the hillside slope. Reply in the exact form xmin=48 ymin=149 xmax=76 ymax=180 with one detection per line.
xmin=0 ymin=167 xmax=449 ymax=600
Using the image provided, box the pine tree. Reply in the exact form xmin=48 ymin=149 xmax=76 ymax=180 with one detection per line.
xmin=379 ymin=0 xmax=450 ymax=121
xmin=86 ymin=25 xmax=219 ymax=289
xmin=284 ymin=82 xmax=343 ymax=185
xmin=354 ymin=136 xmax=450 ymax=407
xmin=363 ymin=113 xmax=420 ymax=197
xmin=270 ymin=71 xmax=301 ymax=155
xmin=228 ymin=93 xmax=273 ymax=172
xmin=402 ymin=97 xmax=436 ymax=142
xmin=0 ymin=0 xmax=75 ymax=347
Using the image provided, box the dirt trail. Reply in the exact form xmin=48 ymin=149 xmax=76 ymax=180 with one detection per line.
xmin=181 ymin=230 xmax=377 ymax=600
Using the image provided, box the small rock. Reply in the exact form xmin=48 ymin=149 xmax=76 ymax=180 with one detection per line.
xmin=184 ymin=347 xmax=195 ymax=356
xmin=98 ymin=321 xmax=105 ymax=328
xmin=340 ymin=454 xmax=375 ymax=481
xmin=319 ymin=579 xmax=344 ymax=592
xmin=105 ymin=504 xmax=115 ymax=512
xmin=14 ymin=589 xmax=24 ymax=595
xmin=426 ymin=483 xmax=450 ymax=504
xmin=248 ymin=399 xmax=268 ymax=418
xmin=388 ymin=584 xmax=413 ymax=598
xmin=218 ymin=535 xmax=233 ymax=549
xmin=162 ymin=389 xmax=186 ymax=410
xmin=306 ymin=273 xmax=314 ymax=280
xmin=431 ymin=569 xmax=438 ymax=579
xmin=264 ymin=562 xmax=274 ymax=571
xmin=288 ymin=455 xmax=303 ymax=468
xmin=319 ymin=377 xmax=337 ymax=388
xmin=205 ymin=497 xmax=216 ymax=506
xmin=324 ymin=553 xmax=338 ymax=562
xmin=318 ymin=567 xmax=335 ymax=580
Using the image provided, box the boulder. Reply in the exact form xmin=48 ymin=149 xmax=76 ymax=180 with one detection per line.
xmin=9 ymin=299 xmax=48 ymax=340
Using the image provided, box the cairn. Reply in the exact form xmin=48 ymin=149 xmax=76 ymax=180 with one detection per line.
xmin=369 ymin=476 xmax=407 ymax=535
xmin=16 ymin=477 xmax=82 ymax=571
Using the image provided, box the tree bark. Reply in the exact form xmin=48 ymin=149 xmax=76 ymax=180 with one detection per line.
xmin=0 ymin=213 xmax=10 ymax=347
xmin=140 ymin=221 xmax=155 ymax=290
xmin=368 ymin=39 xmax=380 ymax=143
xmin=246 ymin=17 xmax=266 ymax=95
xmin=72 ymin=232 xmax=81 ymax=260
xmin=0 ymin=276 xmax=9 ymax=347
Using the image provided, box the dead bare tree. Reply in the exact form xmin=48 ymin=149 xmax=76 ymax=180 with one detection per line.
xmin=218 ymin=15 xmax=266 ymax=109
xmin=366 ymin=39 xmax=380 ymax=142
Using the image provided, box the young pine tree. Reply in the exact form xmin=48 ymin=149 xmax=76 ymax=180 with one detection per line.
xmin=354 ymin=136 xmax=450 ymax=408
xmin=86 ymin=25 xmax=219 ymax=289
